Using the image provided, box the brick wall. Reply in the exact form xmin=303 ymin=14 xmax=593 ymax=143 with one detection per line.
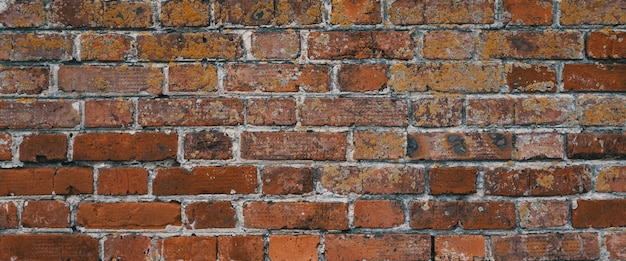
xmin=0 ymin=0 xmax=624 ymax=260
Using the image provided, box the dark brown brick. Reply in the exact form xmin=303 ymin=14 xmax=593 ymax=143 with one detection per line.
xmin=407 ymin=132 xmax=512 ymax=160
xmin=587 ymin=31 xmax=626 ymax=59
xmin=506 ymin=63 xmax=556 ymax=92
xmin=51 ymin=0 xmax=153 ymax=28
xmin=567 ymin=133 xmax=626 ymax=159
xmin=563 ymin=64 xmax=626 ymax=91
xmin=410 ymin=201 xmax=516 ymax=230
xmin=98 ymin=168 xmax=149 ymax=195
xmin=572 ymin=199 xmax=626 ymax=228
xmin=186 ymin=202 xmax=236 ymax=228
xmin=0 ymin=202 xmax=17 ymax=229
xmin=184 ymin=131 xmax=233 ymax=160
xmin=262 ymin=167 xmax=314 ymax=195
xmin=19 ymin=134 xmax=67 ymax=162
xmin=0 ymin=235 xmax=98 ymax=260
xmin=0 ymin=0 xmax=46 ymax=28
xmin=0 ymin=134 xmax=10 ymax=161
xmin=429 ymin=167 xmax=478 ymax=195
xmin=22 ymin=200 xmax=69 ymax=228
xmin=484 ymin=166 xmax=591 ymax=196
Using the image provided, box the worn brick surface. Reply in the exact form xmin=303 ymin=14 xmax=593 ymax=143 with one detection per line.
xmin=563 ymin=64 xmax=626 ymax=91
xmin=0 ymin=134 xmax=11 ymax=161
xmin=185 ymin=202 xmax=236 ymax=228
xmin=567 ymin=133 xmax=626 ymax=159
xmin=319 ymin=165 xmax=425 ymax=194
xmin=0 ymin=101 xmax=80 ymax=129
xmin=138 ymin=98 xmax=243 ymax=126
xmin=390 ymin=63 xmax=504 ymax=93
xmin=503 ymin=0 xmax=552 ymax=25
xmin=409 ymin=201 xmax=516 ymax=230
xmin=97 ymin=168 xmax=148 ymax=195
xmin=331 ymin=0 xmax=382 ymax=25
xmin=596 ymin=166 xmax=626 ymax=193
xmin=19 ymin=134 xmax=67 ymax=162
xmin=408 ymin=132 xmax=512 ymax=160
xmin=58 ymin=65 xmax=163 ymax=94
xmin=506 ymin=63 xmax=556 ymax=92
xmin=241 ymin=132 xmax=347 ymax=160
xmin=73 ymin=133 xmax=177 ymax=161
xmin=80 ymin=33 xmax=131 ymax=61
xmin=308 ymin=31 xmax=414 ymax=59
xmin=491 ymin=233 xmax=600 ymax=260
xmin=388 ymin=0 xmax=495 ymax=25
xmin=262 ymin=167 xmax=314 ymax=195
xmin=560 ymin=0 xmax=626 ymax=25
xmin=84 ymin=100 xmax=134 ymax=128
xmin=184 ymin=131 xmax=233 ymax=160
xmin=484 ymin=166 xmax=591 ymax=196
xmin=153 ymin=166 xmax=257 ymax=195
xmin=0 ymin=66 xmax=49 ymax=94
xmin=572 ymin=199 xmax=626 ymax=228
xmin=226 ymin=64 xmax=330 ymax=92
xmin=0 ymin=235 xmax=99 ymax=260
xmin=479 ymin=31 xmax=584 ymax=59
xmin=325 ymin=234 xmax=431 ymax=261
xmin=168 ymin=63 xmax=218 ymax=92
xmin=22 ymin=200 xmax=69 ymax=228
xmin=0 ymin=202 xmax=18 ymax=229
xmin=422 ymin=31 xmax=474 ymax=59
xmin=435 ymin=235 xmax=485 ymax=261
xmin=518 ymin=200 xmax=569 ymax=228
xmin=251 ymin=31 xmax=300 ymax=59
xmin=104 ymin=235 xmax=153 ymax=261
xmin=301 ymin=98 xmax=408 ymax=126
xmin=77 ymin=202 xmax=181 ymax=229
xmin=244 ymin=202 xmax=348 ymax=230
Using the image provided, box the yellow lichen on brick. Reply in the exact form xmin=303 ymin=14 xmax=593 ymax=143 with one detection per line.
xmin=161 ymin=0 xmax=209 ymax=27
xmin=596 ymin=166 xmax=626 ymax=192
xmin=354 ymin=131 xmax=405 ymax=160
xmin=578 ymin=95 xmax=626 ymax=126
xmin=102 ymin=1 xmax=152 ymax=28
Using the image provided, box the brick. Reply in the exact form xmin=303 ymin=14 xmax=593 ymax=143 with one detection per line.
xmin=479 ymin=31 xmax=583 ymax=59
xmin=85 ymin=99 xmax=134 ymax=128
xmin=567 ymin=133 xmax=626 ymax=159
xmin=353 ymin=131 xmax=405 ymax=160
xmin=0 ymin=167 xmax=93 ymax=196
xmin=80 ymin=32 xmax=131 ymax=61
xmin=218 ymin=236 xmax=264 ymax=261
xmin=319 ymin=165 xmax=424 ymax=194
xmin=184 ymin=131 xmax=233 ymax=160
xmin=607 ymin=234 xmax=626 ymax=260
xmin=0 ymin=33 xmax=73 ymax=61
xmin=53 ymin=167 xmax=94 ymax=195
xmin=484 ymin=166 xmax=591 ymax=196
xmin=159 ymin=236 xmax=216 ymax=261
xmin=325 ymin=234 xmax=431 ymax=261
xmin=354 ymin=200 xmax=404 ymax=228
xmin=251 ymin=31 xmax=300 ymax=60
xmin=274 ymin=0 xmax=323 ymax=25
xmin=389 ymin=62 xmax=504 ymax=93
xmin=572 ymin=199 xmax=626 ymax=228
xmin=138 ymin=98 xmax=243 ymax=126
xmin=22 ymin=200 xmax=69 ymax=228
xmin=168 ymin=63 xmax=218 ymax=92
xmin=503 ymin=0 xmax=552 ymax=25
xmin=301 ymin=98 xmax=408 ymax=126
xmin=247 ymin=98 xmax=297 ymax=125
xmin=0 ymin=202 xmax=17 ymax=229
xmin=215 ymin=0 xmax=274 ymax=25
xmin=515 ymin=96 xmax=576 ymax=125
xmin=98 ymin=168 xmax=149 ymax=195
xmin=0 ymin=235 xmax=99 ymax=260
xmin=409 ymin=201 xmax=516 ymax=230
xmin=58 ymin=65 xmax=163 ymax=95
xmin=578 ymin=95 xmax=626 ymax=126
xmin=137 ymin=33 xmax=242 ymax=61
xmin=243 ymin=201 xmax=348 ymax=230
xmin=225 ymin=64 xmax=330 ymax=92
xmin=491 ymin=233 xmax=600 ymax=260
xmin=338 ymin=64 xmax=387 ymax=92
xmin=51 ymin=0 xmax=153 ymax=28
xmin=161 ymin=0 xmax=210 ymax=27
xmin=560 ymin=0 xmax=626 ymax=25
xmin=241 ymin=132 xmax=347 ymax=160
xmin=466 ymin=98 xmax=514 ymax=126
xmin=262 ymin=167 xmax=314 ymax=195
xmin=104 ymin=235 xmax=153 ymax=261
xmin=587 ymin=31 xmax=626 ymax=59
xmin=308 ymin=31 xmax=414 ymax=59
xmin=596 ymin=166 xmax=626 ymax=192
xmin=422 ymin=31 xmax=473 ymax=59
xmin=153 ymin=166 xmax=257 ymax=195
xmin=506 ymin=63 xmax=556 ymax=92
xmin=387 ymin=0 xmax=495 ymax=25
xmin=0 ymin=0 xmax=46 ymax=27
xmin=269 ymin=235 xmax=319 ymax=261
xmin=19 ymin=134 xmax=67 ymax=162
xmin=429 ymin=167 xmax=478 ymax=195
xmin=513 ymin=133 xmax=564 ymax=160
xmin=563 ymin=64 xmax=625 ymax=91
xmin=435 ymin=235 xmax=485 ymax=261
xmin=519 ymin=200 xmax=569 ymax=228
xmin=186 ymin=202 xmax=236 ymax=228
xmin=74 ymin=132 xmax=177 ymax=161
xmin=0 ymin=134 xmax=10 ymax=160
xmin=412 ymin=96 xmax=463 ymax=127
xmin=0 ymin=66 xmax=49 ymax=94
xmin=331 ymin=0 xmax=382 ymax=25
xmin=78 ymin=202 xmax=181 ymax=229
xmin=407 ymin=132 xmax=512 ymax=160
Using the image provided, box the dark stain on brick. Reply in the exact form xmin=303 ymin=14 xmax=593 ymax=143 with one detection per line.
xmin=407 ymin=135 xmax=419 ymax=157
xmin=447 ymin=134 xmax=467 ymax=155
xmin=488 ymin=133 xmax=508 ymax=149
xmin=510 ymin=36 xmax=535 ymax=53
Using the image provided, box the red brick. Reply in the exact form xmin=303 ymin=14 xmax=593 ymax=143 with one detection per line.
xmin=518 ymin=200 xmax=569 ymax=228
xmin=53 ymin=167 xmax=94 ymax=195
xmin=319 ymin=165 xmax=424 ymax=194
xmin=572 ymin=199 xmax=626 ymax=228
xmin=483 ymin=168 xmax=528 ymax=196
xmin=98 ymin=168 xmax=148 ymax=195
xmin=58 ymin=65 xmax=163 ymax=95
xmin=241 ymin=132 xmax=347 ymax=160
xmin=409 ymin=201 xmax=516 ymax=230
xmin=422 ymin=31 xmax=473 ymax=59
xmin=567 ymin=133 xmax=626 ymax=159
xmin=215 ymin=0 xmax=274 ymax=25
xmin=325 ymin=234 xmax=431 ymax=261
xmin=513 ymin=133 xmax=564 ymax=160
xmin=104 ymin=235 xmax=153 ymax=261
xmin=159 ymin=236 xmax=216 ymax=261
xmin=466 ymin=98 xmax=514 ymax=126
xmin=74 ymin=132 xmax=177 ymax=161
xmin=587 ymin=31 xmax=626 ymax=59
xmin=168 ymin=63 xmax=218 ymax=92
xmin=412 ymin=96 xmax=463 ymax=127
xmin=308 ymin=31 xmax=414 ymax=59
xmin=506 ymin=63 xmax=556 ymax=92
xmin=0 ymin=0 xmax=46 ymax=27
xmin=302 ymin=98 xmax=408 ymax=126
xmin=354 ymin=200 xmax=404 ymax=228
xmin=186 ymin=202 xmax=236 ymax=228
xmin=138 ymin=98 xmax=243 ymax=126
xmin=338 ymin=65 xmax=385 ymax=93
xmin=226 ymin=64 xmax=330 ymax=92
xmin=78 ymin=202 xmax=181 ymax=229
xmin=0 ymin=167 xmax=92 ymax=196
xmin=0 ymin=202 xmax=17 ymax=229
xmin=252 ymin=32 xmax=300 ymax=60
xmin=467 ymin=97 xmax=576 ymax=126
xmin=274 ymin=0 xmax=323 ymax=25
xmin=247 ymin=98 xmax=297 ymax=125
xmin=578 ymin=95 xmax=626 ymax=126
xmin=0 ymin=66 xmax=49 ymax=94
xmin=389 ymin=62 xmax=504 ymax=93
xmin=607 ymin=234 xmax=626 ymax=260
xmin=563 ymin=64 xmax=626 ymax=91
xmin=269 ymin=235 xmax=319 ymax=261
xmin=353 ymin=131 xmax=405 ymax=160
xmin=596 ymin=166 xmax=626 ymax=193
xmin=218 ymin=236 xmax=264 ymax=261
xmin=408 ymin=132 xmax=512 ymax=160
xmin=80 ymin=32 xmax=131 ymax=61
xmin=262 ymin=167 xmax=314 ymax=195
xmin=479 ymin=31 xmax=583 ymax=59
xmin=51 ymin=0 xmax=153 ymax=28
xmin=0 ymin=134 xmax=10 ymax=160
xmin=85 ymin=99 xmax=134 ymax=128
xmin=184 ymin=131 xmax=233 ymax=160
xmin=160 ymin=0 xmax=210 ymax=27
xmin=429 ymin=167 xmax=478 ymax=195
xmin=19 ymin=134 xmax=67 ymax=162
xmin=503 ymin=0 xmax=552 ymax=25
xmin=491 ymin=233 xmax=600 ymax=260
xmin=0 ymin=101 xmax=79 ymax=129
xmin=0 ymin=33 xmax=73 ymax=61
xmin=244 ymin=201 xmax=348 ymax=230
xmin=153 ymin=166 xmax=257 ymax=195
xmin=22 ymin=200 xmax=69 ymax=228
xmin=484 ymin=166 xmax=591 ymax=196
xmin=137 ymin=32 xmax=242 ymax=61
xmin=331 ymin=0 xmax=381 ymax=25
xmin=560 ymin=0 xmax=626 ymax=25
xmin=435 ymin=235 xmax=485 ymax=261
xmin=0 ymin=234 xmax=98 ymax=260
xmin=387 ymin=0 xmax=495 ymax=25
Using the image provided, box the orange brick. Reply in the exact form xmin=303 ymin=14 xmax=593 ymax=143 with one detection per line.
xmin=308 ymin=31 xmax=414 ymax=60
xmin=587 ymin=31 xmax=626 ymax=59
xmin=226 ymin=64 xmax=330 ymax=92
xmin=503 ymin=0 xmax=552 ymax=25
xmin=479 ymin=31 xmax=583 ymax=59
xmin=98 ymin=168 xmax=148 ymax=195
xmin=596 ymin=166 xmax=626 ymax=193
xmin=331 ymin=0 xmax=381 ymax=25
xmin=244 ymin=201 xmax=348 ymax=230
xmin=388 ymin=0 xmax=495 ymax=25
xmin=353 ymin=131 xmax=405 ymax=160
xmin=422 ymin=31 xmax=473 ymax=59
xmin=136 ymin=32 xmax=242 ymax=61
xmin=325 ymin=234 xmax=431 ymax=261
xmin=104 ymin=235 xmax=152 ymax=261
xmin=19 ymin=134 xmax=67 ymax=162
xmin=185 ymin=202 xmax=236 ymax=228
xmin=269 ymin=235 xmax=319 ymax=261
xmin=412 ymin=96 xmax=463 ymax=127
xmin=153 ymin=166 xmax=257 ymax=195
xmin=0 ymin=134 xmax=10 ymax=161
xmin=429 ymin=167 xmax=478 ymax=195
xmin=160 ymin=0 xmax=210 ymax=27
xmin=435 ymin=235 xmax=485 ymax=261
xmin=159 ymin=236 xmax=216 ymax=260
xmin=168 ymin=63 xmax=218 ymax=92
xmin=338 ymin=64 xmax=388 ymax=92
xmin=389 ymin=63 xmax=504 ymax=93
xmin=572 ymin=199 xmax=626 ymax=228
xmin=77 ymin=202 xmax=181 ymax=229
xmin=560 ymin=0 xmax=626 ymax=25
xmin=319 ymin=165 xmax=424 ymax=194
xmin=218 ymin=236 xmax=264 ymax=261
xmin=578 ymin=95 xmax=626 ymax=126
xmin=354 ymin=200 xmax=404 ymax=228
xmin=80 ymin=33 xmax=131 ymax=61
